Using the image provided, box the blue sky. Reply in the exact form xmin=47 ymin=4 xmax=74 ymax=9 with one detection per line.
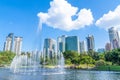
xmin=0 ymin=0 xmax=120 ymax=51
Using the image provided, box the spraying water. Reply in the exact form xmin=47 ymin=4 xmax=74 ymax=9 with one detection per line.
xmin=57 ymin=52 xmax=65 ymax=73
xmin=10 ymin=18 xmax=65 ymax=74
xmin=10 ymin=52 xmax=39 ymax=73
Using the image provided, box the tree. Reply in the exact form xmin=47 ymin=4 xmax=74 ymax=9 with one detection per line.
xmin=105 ymin=51 xmax=112 ymax=62
xmin=0 ymin=51 xmax=15 ymax=66
xmin=99 ymin=53 xmax=105 ymax=60
xmin=63 ymin=51 xmax=80 ymax=65
xmin=88 ymin=50 xmax=99 ymax=60
xmin=105 ymin=49 xmax=120 ymax=65
xmin=80 ymin=55 xmax=95 ymax=65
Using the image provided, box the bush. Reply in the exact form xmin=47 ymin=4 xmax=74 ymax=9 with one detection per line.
xmin=0 ymin=51 xmax=15 ymax=65
xmin=95 ymin=60 xmax=112 ymax=67
xmin=65 ymin=59 xmax=72 ymax=64
xmin=95 ymin=60 xmax=106 ymax=66
xmin=105 ymin=49 xmax=120 ymax=65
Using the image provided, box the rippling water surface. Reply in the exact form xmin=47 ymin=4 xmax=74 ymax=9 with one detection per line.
xmin=0 ymin=68 xmax=120 ymax=80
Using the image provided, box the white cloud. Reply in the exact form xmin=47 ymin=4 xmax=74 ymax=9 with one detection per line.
xmin=96 ymin=5 xmax=120 ymax=30
xmin=37 ymin=0 xmax=94 ymax=31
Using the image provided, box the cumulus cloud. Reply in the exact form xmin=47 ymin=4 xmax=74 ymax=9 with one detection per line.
xmin=37 ymin=0 xmax=94 ymax=31
xmin=96 ymin=5 xmax=120 ymax=29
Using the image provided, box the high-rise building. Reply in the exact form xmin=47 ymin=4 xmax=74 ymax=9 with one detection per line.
xmin=14 ymin=37 xmax=22 ymax=55
xmin=43 ymin=38 xmax=56 ymax=59
xmin=57 ymin=35 xmax=66 ymax=54
xmin=105 ymin=43 xmax=112 ymax=51
xmin=80 ymin=41 xmax=86 ymax=54
xmin=65 ymin=36 xmax=80 ymax=53
xmin=86 ymin=35 xmax=95 ymax=51
xmin=3 ymin=42 xmax=6 ymax=51
xmin=4 ymin=33 xmax=14 ymax=51
xmin=108 ymin=27 xmax=120 ymax=49
xmin=97 ymin=48 xmax=105 ymax=53
xmin=113 ymin=39 xmax=119 ymax=49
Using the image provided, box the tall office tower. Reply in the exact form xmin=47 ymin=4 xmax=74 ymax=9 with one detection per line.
xmin=86 ymin=35 xmax=95 ymax=51
xmin=3 ymin=42 xmax=6 ymax=51
xmin=105 ymin=43 xmax=112 ymax=51
xmin=108 ymin=27 xmax=120 ymax=49
xmin=4 ymin=33 xmax=14 ymax=51
xmin=43 ymin=38 xmax=56 ymax=59
xmin=14 ymin=37 xmax=22 ymax=55
xmin=31 ymin=50 xmax=40 ymax=62
xmin=80 ymin=41 xmax=86 ymax=54
xmin=57 ymin=35 xmax=66 ymax=55
xmin=65 ymin=36 xmax=80 ymax=53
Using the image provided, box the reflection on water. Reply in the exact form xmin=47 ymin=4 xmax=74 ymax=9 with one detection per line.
xmin=0 ymin=68 xmax=120 ymax=80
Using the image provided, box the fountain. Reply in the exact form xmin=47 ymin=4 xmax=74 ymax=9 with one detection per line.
xmin=10 ymin=51 xmax=65 ymax=75
xmin=10 ymin=51 xmax=40 ymax=73
xmin=57 ymin=53 xmax=65 ymax=73
xmin=10 ymin=18 xmax=65 ymax=74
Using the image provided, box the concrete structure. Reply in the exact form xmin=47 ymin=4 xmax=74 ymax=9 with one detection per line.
xmin=86 ymin=35 xmax=95 ymax=51
xmin=14 ymin=37 xmax=22 ymax=55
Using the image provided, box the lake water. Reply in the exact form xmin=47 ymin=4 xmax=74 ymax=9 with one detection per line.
xmin=0 ymin=68 xmax=120 ymax=80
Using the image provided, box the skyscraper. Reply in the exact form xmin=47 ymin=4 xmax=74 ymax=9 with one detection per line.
xmin=43 ymin=38 xmax=56 ymax=59
xmin=57 ymin=35 xmax=66 ymax=54
xmin=4 ymin=33 xmax=14 ymax=51
xmin=108 ymin=27 xmax=120 ymax=49
xmin=65 ymin=36 xmax=80 ymax=53
xmin=80 ymin=41 xmax=86 ymax=54
xmin=14 ymin=37 xmax=22 ymax=55
xmin=86 ymin=35 xmax=95 ymax=51
xmin=105 ymin=43 xmax=112 ymax=51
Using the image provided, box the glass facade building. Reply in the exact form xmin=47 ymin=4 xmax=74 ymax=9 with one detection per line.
xmin=108 ymin=27 xmax=120 ymax=49
xmin=57 ymin=35 xmax=66 ymax=55
xmin=86 ymin=35 xmax=95 ymax=51
xmin=43 ymin=38 xmax=56 ymax=59
xmin=65 ymin=36 xmax=80 ymax=53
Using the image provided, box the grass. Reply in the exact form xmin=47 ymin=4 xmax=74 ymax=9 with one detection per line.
xmin=41 ymin=64 xmax=95 ymax=69
xmin=95 ymin=65 xmax=120 ymax=71
xmin=64 ymin=64 xmax=95 ymax=69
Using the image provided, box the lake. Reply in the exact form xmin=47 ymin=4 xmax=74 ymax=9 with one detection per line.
xmin=0 ymin=68 xmax=120 ymax=80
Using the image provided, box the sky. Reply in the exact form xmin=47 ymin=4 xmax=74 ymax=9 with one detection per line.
xmin=0 ymin=0 xmax=120 ymax=52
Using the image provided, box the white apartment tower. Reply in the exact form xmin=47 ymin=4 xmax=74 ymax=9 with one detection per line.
xmin=4 ymin=33 xmax=14 ymax=51
xmin=80 ymin=41 xmax=86 ymax=53
xmin=14 ymin=37 xmax=22 ymax=55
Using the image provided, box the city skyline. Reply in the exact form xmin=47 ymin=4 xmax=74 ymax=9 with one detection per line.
xmin=0 ymin=0 xmax=120 ymax=51
xmin=2 ymin=31 xmax=120 ymax=53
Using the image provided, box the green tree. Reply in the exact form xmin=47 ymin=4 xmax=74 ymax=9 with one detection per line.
xmin=63 ymin=51 xmax=79 ymax=65
xmin=0 ymin=51 xmax=15 ymax=66
xmin=99 ymin=53 xmax=105 ymax=60
xmin=105 ymin=49 xmax=120 ymax=65
xmin=88 ymin=50 xmax=99 ymax=60
xmin=80 ymin=55 xmax=95 ymax=65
